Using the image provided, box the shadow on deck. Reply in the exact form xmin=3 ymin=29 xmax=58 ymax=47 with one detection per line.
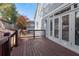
xmin=11 ymin=37 xmax=79 ymax=56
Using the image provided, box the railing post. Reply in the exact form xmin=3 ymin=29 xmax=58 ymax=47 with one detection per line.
xmin=44 ymin=30 xmax=46 ymax=38
xmin=15 ymin=30 xmax=18 ymax=46
xmin=33 ymin=30 xmax=35 ymax=39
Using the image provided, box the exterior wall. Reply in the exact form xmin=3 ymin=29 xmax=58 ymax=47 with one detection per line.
xmin=35 ymin=3 xmax=79 ymax=54
xmin=43 ymin=3 xmax=63 ymax=16
xmin=0 ymin=20 xmax=15 ymax=30
xmin=0 ymin=21 xmax=5 ymax=29
xmin=35 ymin=4 xmax=43 ymax=30
xmin=43 ymin=3 xmax=79 ymax=54
xmin=34 ymin=4 xmax=44 ymax=36
xmin=2 ymin=21 xmax=14 ymax=29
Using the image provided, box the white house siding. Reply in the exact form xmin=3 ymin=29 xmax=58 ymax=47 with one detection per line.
xmin=35 ymin=3 xmax=79 ymax=54
xmin=34 ymin=4 xmax=44 ymax=37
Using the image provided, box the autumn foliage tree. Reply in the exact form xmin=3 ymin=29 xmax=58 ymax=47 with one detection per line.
xmin=16 ymin=16 xmax=28 ymax=29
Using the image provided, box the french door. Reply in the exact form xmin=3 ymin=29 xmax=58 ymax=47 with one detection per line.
xmin=75 ymin=11 xmax=79 ymax=45
xmin=62 ymin=14 xmax=69 ymax=41
xmin=54 ymin=17 xmax=59 ymax=38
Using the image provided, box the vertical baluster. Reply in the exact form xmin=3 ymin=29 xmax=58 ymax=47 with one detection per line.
xmin=15 ymin=30 xmax=18 ymax=46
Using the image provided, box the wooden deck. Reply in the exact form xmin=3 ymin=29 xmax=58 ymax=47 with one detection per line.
xmin=11 ymin=37 xmax=79 ymax=56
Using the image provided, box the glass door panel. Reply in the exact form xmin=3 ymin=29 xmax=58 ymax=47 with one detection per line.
xmin=62 ymin=15 xmax=69 ymax=41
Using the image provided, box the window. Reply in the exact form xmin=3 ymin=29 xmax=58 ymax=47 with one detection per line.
xmin=54 ymin=18 xmax=59 ymax=38
xmin=74 ymin=4 xmax=78 ymax=8
xmin=50 ymin=19 xmax=52 ymax=36
xmin=75 ymin=12 xmax=79 ymax=45
xmin=62 ymin=15 xmax=69 ymax=41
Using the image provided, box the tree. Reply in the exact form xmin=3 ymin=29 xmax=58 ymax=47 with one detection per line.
xmin=16 ymin=16 xmax=28 ymax=29
xmin=16 ymin=16 xmax=29 ymax=34
xmin=0 ymin=3 xmax=18 ymax=24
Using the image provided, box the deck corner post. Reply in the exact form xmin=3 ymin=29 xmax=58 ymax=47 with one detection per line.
xmin=14 ymin=30 xmax=18 ymax=47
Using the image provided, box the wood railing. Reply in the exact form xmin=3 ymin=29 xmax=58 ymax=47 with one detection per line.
xmin=9 ymin=30 xmax=18 ymax=48
xmin=0 ymin=30 xmax=18 ymax=56
xmin=28 ymin=30 xmax=46 ymax=39
xmin=19 ymin=29 xmax=46 ymax=39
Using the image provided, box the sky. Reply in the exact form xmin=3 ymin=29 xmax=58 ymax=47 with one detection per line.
xmin=15 ymin=3 xmax=37 ymax=21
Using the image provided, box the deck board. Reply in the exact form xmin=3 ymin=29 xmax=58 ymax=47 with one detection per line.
xmin=11 ymin=38 xmax=79 ymax=56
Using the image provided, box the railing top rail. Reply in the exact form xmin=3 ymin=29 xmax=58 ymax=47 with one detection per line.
xmin=0 ymin=36 xmax=9 ymax=45
xmin=28 ymin=29 xmax=45 ymax=31
xmin=0 ymin=30 xmax=17 ymax=45
xmin=9 ymin=30 xmax=17 ymax=37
